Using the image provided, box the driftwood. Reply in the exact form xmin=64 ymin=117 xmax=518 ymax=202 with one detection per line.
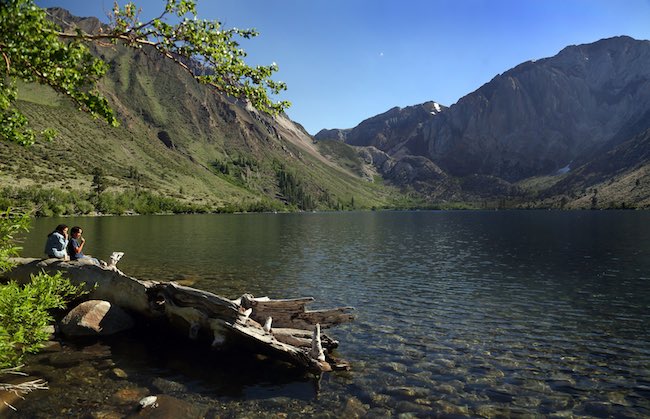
xmin=5 ymin=258 xmax=354 ymax=373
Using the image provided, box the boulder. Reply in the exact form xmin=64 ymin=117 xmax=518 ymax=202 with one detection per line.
xmin=59 ymin=300 xmax=134 ymax=337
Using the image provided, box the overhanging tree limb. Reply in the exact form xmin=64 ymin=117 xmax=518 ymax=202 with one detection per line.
xmin=0 ymin=0 xmax=290 ymax=145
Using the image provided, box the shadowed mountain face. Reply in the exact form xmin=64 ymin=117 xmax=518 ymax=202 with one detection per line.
xmin=425 ymin=36 xmax=650 ymax=181
xmin=318 ymin=36 xmax=650 ymax=208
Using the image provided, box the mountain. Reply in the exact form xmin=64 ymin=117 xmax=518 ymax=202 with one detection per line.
xmin=318 ymin=36 xmax=650 ymax=209
xmin=316 ymin=101 xmax=446 ymax=153
xmin=5 ymin=9 xmax=648 ymax=212
xmin=0 ymin=8 xmax=398 ymax=215
xmin=314 ymin=102 xmax=458 ymax=199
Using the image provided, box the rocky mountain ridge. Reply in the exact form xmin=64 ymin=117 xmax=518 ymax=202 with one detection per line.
xmin=317 ymin=36 xmax=650 ymax=208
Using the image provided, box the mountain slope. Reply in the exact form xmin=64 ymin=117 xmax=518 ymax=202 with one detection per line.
xmin=541 ymin=126 xmax=650 ymax=209
xmin=0 ymin=8 xmax=397 ymax=213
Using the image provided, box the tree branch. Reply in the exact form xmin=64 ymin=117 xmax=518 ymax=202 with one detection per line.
xmin=54 ymin=30 xmax=238 ymax=95
xmin=1 ymin=52 xmax=9 ymax=74
xmin=0 ymin=378 xmax=49 ymax=394
xmin=0 ymin=365 xmax=49 ymax=410
xmin=0 ymin=44 xmax=10 ymax=75
xmin=130 ymin=10 xmax=168 ymax=34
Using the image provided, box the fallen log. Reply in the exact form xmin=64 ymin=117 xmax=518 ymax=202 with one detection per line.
xmin=4 ymin=258 xmax=354 ymax=373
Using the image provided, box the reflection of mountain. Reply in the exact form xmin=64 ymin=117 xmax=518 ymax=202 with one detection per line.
xmin=317 ymin=36 xmax=650 ymax=209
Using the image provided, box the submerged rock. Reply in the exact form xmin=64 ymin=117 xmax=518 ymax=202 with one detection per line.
xmin=341 ymin=396 xmax=370 ymax=417
xmin=136 ymin=394 xmax=205 ymax=417
xmin=139 ymin=395 xmax=158 ymax=409
xmin=112 ymin=368 xmax=128 ymax=379
xmin=111 ymin=387 xmax=150 ymax=404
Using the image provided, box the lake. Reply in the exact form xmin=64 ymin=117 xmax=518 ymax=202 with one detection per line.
xmin=9 ymin=210 xmax=650 ymax=417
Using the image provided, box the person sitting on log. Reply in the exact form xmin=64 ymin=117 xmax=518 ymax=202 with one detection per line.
xmin=67 ymin=226 xmax=101 ymax=266
xmin=44 ymin=224 xmax=69 ymax=260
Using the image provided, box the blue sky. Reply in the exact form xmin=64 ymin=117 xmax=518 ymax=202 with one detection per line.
xmin=37 ymin=0 xmax=650 ymax=134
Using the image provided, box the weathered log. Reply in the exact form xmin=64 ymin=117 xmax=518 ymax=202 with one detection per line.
xmin=7 ymin=258 xmax=150 ymax=313
xmin=4 ymin=258 xmax=354 ymax=372
xmin=239 ymin=293 xmax=355 ymax=330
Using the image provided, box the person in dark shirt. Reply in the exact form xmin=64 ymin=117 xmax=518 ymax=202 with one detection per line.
xmin=67 ymin=226 xmax=100 ymax=265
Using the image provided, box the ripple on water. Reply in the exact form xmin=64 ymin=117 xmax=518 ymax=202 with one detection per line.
xmin=14 ymin=211 xmax=650 ymax=417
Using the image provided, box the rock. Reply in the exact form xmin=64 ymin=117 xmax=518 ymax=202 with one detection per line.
xmin=343 ymin=102 xmax=444 ymax=151
xmin=46 ymin=350 xmax=100 ymax=368
xmin=137 ymin=395 xmax=205 ymax=417
xmin=152 ymin=377 xmax=187 ymax=394
xmin=582 ymin=401 xmax=614 ymax=417
xmin=314 ymin=128 xmax=350 ymax=142
xmin=110 ymin=387 xmax=150 ymax=404
xmin=59 ymin=300 xmax=134 ymax=337
xmin=432 ymin=400 xmax=470 ymax=416
xmin=41 ymin=340 xmax=63 ymax=352
xmin=139 ymin=395 xmax=158 ymax=409
xmin=394 ymin=400 xmax=433 ymax=416
xmin=386 ymin=386 xmax=430 ymax=399
xmin=341 ymin=396 xmax=369 ymax=417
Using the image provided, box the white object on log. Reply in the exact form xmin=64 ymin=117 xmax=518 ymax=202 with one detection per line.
xmin=240 ymin=307 xmax=253 ymax=324
xmin=263 ymin=317 xmax=273 ymax=333
xmin=109 ymin=252 xmax=124 ymax=267
xmin=310 ymin=323 xmax=325 ymax=361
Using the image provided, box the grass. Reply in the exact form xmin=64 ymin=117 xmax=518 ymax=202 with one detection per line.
xmin=316 ymin=139 xmax=368 ymax=177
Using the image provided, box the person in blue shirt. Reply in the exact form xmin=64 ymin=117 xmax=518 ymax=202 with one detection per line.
xmin=67 ymin=226 xmax=100 ymax=265
xmin=44 ymin=224 xmax=69 ymax=260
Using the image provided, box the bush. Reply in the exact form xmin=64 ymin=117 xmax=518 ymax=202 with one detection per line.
xmin=0 ymin=210 xmax=87 ymax=369
xmin=75 ymin=200 xmax=94 ymax=215
xmin=0 ymin=272 xmax=86 ymax=369
xmin=0 ymin=209 xmax=30 ymax=273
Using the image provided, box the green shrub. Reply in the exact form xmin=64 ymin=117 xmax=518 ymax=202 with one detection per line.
xmin=75 ymin=200 xmax=94 ymax=214
xmin=0 ymin=272 xmax=86 ymax=369
xmin=0 ymin=186 xmax=212 ymax=216
xmin=0 ymin=210 xmax=87 ymax=369
xmin=0 ymin=209 xmax=30 ymax=274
